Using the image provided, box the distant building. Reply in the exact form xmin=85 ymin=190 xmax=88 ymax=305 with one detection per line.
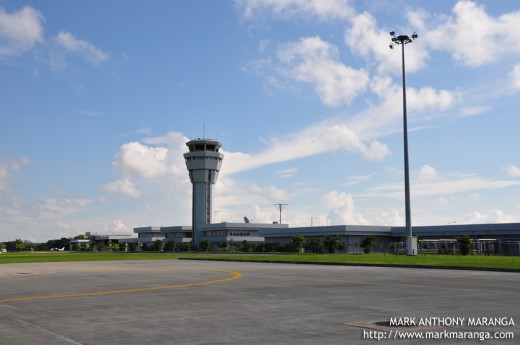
xmin=161 ymin=226 xmax=193 ymax=244
xmin=86 ymin=231 xmax=135 ymax=244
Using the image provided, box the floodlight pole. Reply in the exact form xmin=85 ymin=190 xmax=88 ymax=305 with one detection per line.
xmin=390 ymin=32 xmax=418 ymax=256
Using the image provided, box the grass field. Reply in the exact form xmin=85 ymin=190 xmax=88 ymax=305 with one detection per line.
xmin=186 ymin=253 xmax=520 ymax=270
xmin=1 ymin=252 xmax=519 ymax=270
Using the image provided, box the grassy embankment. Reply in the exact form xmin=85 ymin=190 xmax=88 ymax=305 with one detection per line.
xmin=1 ymin=252 xmax=519 ymax=270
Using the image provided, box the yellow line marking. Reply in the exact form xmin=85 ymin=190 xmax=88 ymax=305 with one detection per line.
xmin=0 ymin=269 xmax=241 ymax=303
xmin=95 ymin=267 xmax=130 ymax=271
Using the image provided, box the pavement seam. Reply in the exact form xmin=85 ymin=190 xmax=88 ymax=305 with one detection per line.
xmin=0 ymin=311 xmax=85 ymax=345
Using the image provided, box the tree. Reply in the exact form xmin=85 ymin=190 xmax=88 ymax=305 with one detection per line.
xmin=153 ymin=239 xmax=163 ymax=252
xmin=323 ymin=235 xmax=341 ymax=253
xmin=14 ymin=239 xmax=25 ymax=251
xmin=181 ymin=242 xmax=192 ymax=252
xmin=264 ymin=242 xmax=279 ymax=252
xmin=360 ymin=235 xmax=376 ymax=254
xmin=118 ymin=242 xmax=127 ymax=252
xmin=128 ymin=242 xmax=138 ymax=252
xmin=218 ymin=241 xmax=230 ymax=252
xmin=96 ymin=242 xmax=107 ymax=252
xmin=304 ymin=238 xmax=323 ymax=254
xmin=74 ymin=234 xmax=88 ymax=240
xmin=290 ymin=234 xmax=305 ymax=253
xmin=456 ymin=235 xmax=473 ymax=255
xmin=199 ymin=239 xmax=211 ymax=252
xmin=240 ymin=240 xmax=251 ymax=252
xmin=164 ymin=240 xmax=176 ymax=252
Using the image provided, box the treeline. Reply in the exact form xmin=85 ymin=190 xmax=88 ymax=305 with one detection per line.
xmin=0 ymin=235 xmax=88 ymax=252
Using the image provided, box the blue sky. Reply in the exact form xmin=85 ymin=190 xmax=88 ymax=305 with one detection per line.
xmin=1 ymin=0 xmax=520 ymax=242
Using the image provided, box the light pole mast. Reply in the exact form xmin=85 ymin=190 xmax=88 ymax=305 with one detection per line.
xmin=389 ymin=31 xmax=418 ymax=256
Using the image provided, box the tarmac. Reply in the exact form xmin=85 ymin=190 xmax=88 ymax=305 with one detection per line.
xmin=0 ymin=259 xmax=518 ymax=345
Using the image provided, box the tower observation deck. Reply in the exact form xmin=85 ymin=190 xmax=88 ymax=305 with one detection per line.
xmin=184 ymin=139 xmax=224 ymax=246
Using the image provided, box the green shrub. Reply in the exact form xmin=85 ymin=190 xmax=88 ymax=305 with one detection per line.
xmin=199 ymin=239 xmax=211 ymax=252
xmin=118 ymin=242 xmax=127 ymax=252
xmin=153 ymin=239 xmax=163 ymax=252
xmin=323 ymin=235 xmax=341 ymax=253
xmin=304 ymin=238 xmax=323 ymax=253
xmin=456 ymin=235 xmax=474 ymax=255
xmin=239 ymin=240 xmax=251 ymax=252
xmin=96 ymin=242 xmax=107 ymax=252
xmin=360 ymin=235 xmax=376 ymax=254
xmin=181 ymin=242 xmax=192 ymax=252
xmin=290 ymin=235 xmax=305 ymax=252
xmin=164 ymin=240 xmax=176 ymax=252
xmin=128 ymin=242 xmax=138 ymax=252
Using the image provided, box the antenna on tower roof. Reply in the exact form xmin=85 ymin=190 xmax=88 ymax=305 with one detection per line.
xmin=203 ymin=120 xmax=205 ymax=139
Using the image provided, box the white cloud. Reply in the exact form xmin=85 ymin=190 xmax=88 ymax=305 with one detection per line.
xmin=105 ymin=219 xmax=131 ymax=233
xmin=53 ymin=31 xmax=109 ymax=65
xmin=343 ymin=173 xmax=376 ymax=186
xmin=343 ymin=76 xmax=456 ymax=142
xmin=249 ymin=184 xmax=290 ymax=202
xmin=102 ymin=178 xmax=141 ymax=198
xmin=98 ymin=195 xmax=110 ymax=204
xmin=39 ymin=198 xmax=92 ymax=219
xmin=512 ymin=64 xmax=520 ymax=89
xmin=277 ymin=36 xmax=369 ymax=106
xmin=0 ymin=156 xmax=101 ymax=241
xmin=459 ymin=105 xmax=491 ymax=117
xmin=97 ymin=132 xmax=199 ymax=215
xmin=276 ymin=168 xmax=297 ymax=178
xmin=0 ymin=6 xmax=44 ymax=57
xmin=463 ymin=209 xmax=513 ymax=224
xmin=386 ymin=167 xmax=401 ymax=178
xmin=427 ymin=1 xmax=520 ymax=67
xmin=0 ymin=6 xmax=109 ymax=69
xmin=505 ymin=164 xmax=520 ymax=177
xmin=113 ymin=142 xmax=170 ymax=179
xmin=224 ymin=123 xmax=389 ymax=174
xmin=369 ymin=76 xmax=455 ymax=116
xmin=236 ymin=0 xmax=355 ymax=21
xmin=467 ymin=193 xmax=481 ymax=201
xmin=0 ymin=156 xmax=31 ymax=194
xmin=374 ymin=209 xmax=402 ymax=226
xmin=415 ymin=164 xmax=439 ymax=183
xmin=363 ymin=166 xmax=520 ymax=199
xmin=320 ymin=190 xmax=368 ymax=225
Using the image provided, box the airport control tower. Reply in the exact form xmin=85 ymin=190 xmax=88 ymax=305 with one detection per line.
xmin=184 ymin=139 xmax=224 ymax=246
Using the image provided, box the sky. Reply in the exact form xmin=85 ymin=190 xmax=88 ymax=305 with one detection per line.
xmin=1 ymin=0 xmax=520 ymax=242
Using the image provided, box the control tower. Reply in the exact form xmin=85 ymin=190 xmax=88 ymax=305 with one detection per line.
xmin=184 ymin=139 xmax=224 ymax=246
